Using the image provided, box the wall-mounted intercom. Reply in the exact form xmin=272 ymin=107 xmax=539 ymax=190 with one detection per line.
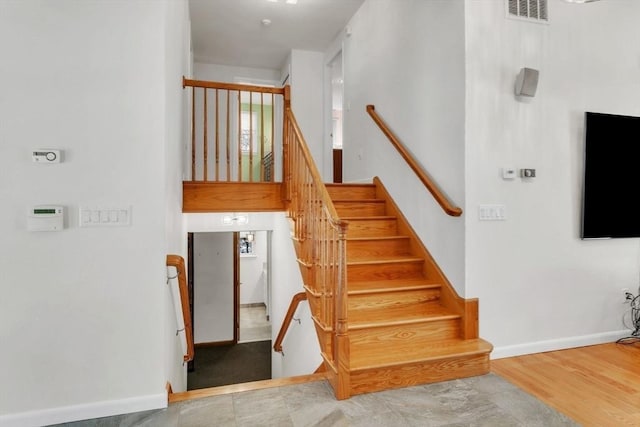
xmin=27 ymin=205 xmax=64 ymax=231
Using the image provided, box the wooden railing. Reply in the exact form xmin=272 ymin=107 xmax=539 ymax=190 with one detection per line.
xmin=166 ymin=254 xmax=194 ymax=362
xmin=366 ymin=105 xmax=463 ymax=217
xmin=283 ymin=106 xmax=350 ymax=399
xmin=183 ymin=77 xmax=285 ymax=182
xmin=273 ymin=292 xmax=307 ymax=353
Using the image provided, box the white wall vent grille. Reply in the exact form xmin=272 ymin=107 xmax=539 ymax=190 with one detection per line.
xmin=507 ymin=0 xmax=548 ymax=23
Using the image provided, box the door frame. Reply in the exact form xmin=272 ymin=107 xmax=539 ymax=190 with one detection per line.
xmin=233 ymin=231 xmax=240 ymax=343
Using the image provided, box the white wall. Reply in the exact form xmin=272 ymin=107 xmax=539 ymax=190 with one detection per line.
xmin=163 ymin=0 xmax=191 ymax=396
xmin=193 ymin=233 xmax=234 ymax=343
xmin=341 ymin=0 xmax=467 ymax=292
xmin=270 ymin=213 xmax=322 ymax=378
xmin=0 ymin=0 xmax=188 ymax=424
xmin=464 ymin=0 xmax=640 ymax=357
xmin=240 ymin=231 xmax=268 ymax=305
xmin=289 ymin=50 xmax=327 ymax=180
xmin=194 ymin=62 xmax=281 ymax=84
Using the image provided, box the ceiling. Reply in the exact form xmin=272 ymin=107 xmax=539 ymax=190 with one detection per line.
xmin=189 ymin=0 xmax=364 ymax=70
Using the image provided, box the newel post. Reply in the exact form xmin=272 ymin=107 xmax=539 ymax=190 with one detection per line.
xmin=334 ymin=220 xmax=350 ymax=399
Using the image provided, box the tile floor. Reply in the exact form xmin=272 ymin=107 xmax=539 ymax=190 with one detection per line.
xmin=238 ymin=305 xmax=271 ymax=343
xmin=50 ymin=374 xmax=578 ymax=427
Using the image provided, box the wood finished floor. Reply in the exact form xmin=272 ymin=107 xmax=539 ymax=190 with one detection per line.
xmin=492 ymin=341 xmax=640 ymax=427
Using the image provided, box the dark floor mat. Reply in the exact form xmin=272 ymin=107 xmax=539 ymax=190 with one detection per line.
xmin=187 ymin=340 xmax=272 ymax=390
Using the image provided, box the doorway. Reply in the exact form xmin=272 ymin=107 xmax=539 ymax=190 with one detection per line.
xmin=238 ymin=230 xmax=272 ymax=344
xmin=329 ymin=51 xmax=344 ymax=183
xmin=187 ymin=231 xmax=272 ymax=390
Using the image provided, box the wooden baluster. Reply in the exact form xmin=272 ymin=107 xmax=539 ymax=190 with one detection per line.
xmin=269 ymin=93 xmax=280 ymax=182
xmin=249 ymin=92 xmax=254 ymax=182
xmin=319 ymin=215 xmax=325 ymax=329
xmin=226 ymin=90 xmax=230 ymax=181
xmin=237 ymin=91 xmax=242 ymax=182
xmin=191 ymin=87 xmax=195 ymax=181
xmin=215 ymin=89 xmax=219 ymax=181
xmin=260 ymin=92 xmax=265 ymax=182
xmin=283 ymin=87 xmax=291 ymax=198
xmin=203 ymin=89 xmax=208 ymax=181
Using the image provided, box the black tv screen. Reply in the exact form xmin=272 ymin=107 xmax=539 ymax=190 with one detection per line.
xmin=582 ymin=112 xmax=640 ymax=239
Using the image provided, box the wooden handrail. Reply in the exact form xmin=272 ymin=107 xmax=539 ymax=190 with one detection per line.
xmin=273 ymin=292 xmax=307 ymax=353
xmin=183 ymin=77 xmax=286 ymax=94
xmin=166 ymin=254 xmax=194 ymax=362
xmin=366 ymin=105 xmax=463 ymax=217
xmin=284 ymin=109 xmax=343 ymax=224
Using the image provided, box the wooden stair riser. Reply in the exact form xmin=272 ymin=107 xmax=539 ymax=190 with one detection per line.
xmin=348 ymin=288 xmax=441 ymax=312
xmin=346 ymin=237 xmax=411 ymax=258
xmin=326 ymin=184 xmax=377 ymax=200
xmin=349 ymin=318 xmax=462 ymax=349
xmin=349 ymin=353 xmax=490 ymax=396
xmin=344 ymin=218 xmax=398 ymax=237
xmin=347 ymin=260 xmax=424 ymax=282
xmin=333 ymin=200 xmax=386 ymax=217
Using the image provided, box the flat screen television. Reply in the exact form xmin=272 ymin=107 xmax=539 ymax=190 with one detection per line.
xmin=581 ymin=111 xmax=640 ymax=239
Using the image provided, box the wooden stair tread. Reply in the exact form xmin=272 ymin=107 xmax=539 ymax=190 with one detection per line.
xmin=350 ymin=338 xmax=493 ymax=372
xmin=325 ymin=183 xmax=376 ymax=187
xmin=341 ymin=215 xmax=396 ymax=220
xmin=349 ymin=303 xmax=458 ymax=328
xmin=347 ymin=255 xmax=424 ymax=265
xmin=332 ymin=198 xmax=385 ymax=203
xmin=348 ymin=278 xmax=440 ymax=294
xmin=347 ymin=235 xmax=410 ymax=242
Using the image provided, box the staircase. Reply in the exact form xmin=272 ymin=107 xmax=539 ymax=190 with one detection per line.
xmin=180 ymin=79 xmax=492 ymax=400
xmin=316 ymin=178 xmax=492 ymax=397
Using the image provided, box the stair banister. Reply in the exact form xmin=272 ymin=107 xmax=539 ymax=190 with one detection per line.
xmin=273 ymin=292 xmax=308 ymax=353
xmin=283 ymin=104 xmax=350 ymax=399
xmin=366 ymin=105 xmax=463 ymax=217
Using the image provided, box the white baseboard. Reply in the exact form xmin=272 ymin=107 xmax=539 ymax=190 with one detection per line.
xmin=491 ymin=329 xmax=630 ymax=360
xmin=0 ymin=393 xmax=167 ymax=427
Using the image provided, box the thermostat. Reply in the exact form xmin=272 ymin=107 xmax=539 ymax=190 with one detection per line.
xmin=27 ymin=205 xmax=64 ymax=231
xmin=32 ymin=149 xmax=62 ymax=163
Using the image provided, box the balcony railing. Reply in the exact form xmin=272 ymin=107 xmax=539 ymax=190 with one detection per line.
xmin=183 ymin=78 xmax=286 ymax=183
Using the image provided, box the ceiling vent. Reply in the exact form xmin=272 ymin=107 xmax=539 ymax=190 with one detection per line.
xmin=507 ymin=0 xmax=549 ymax=23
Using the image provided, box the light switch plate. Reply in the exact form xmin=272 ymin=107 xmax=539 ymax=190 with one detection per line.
xmin=479 ymin=204 xmax=506 ymax=221
xmin=79 ymin=206 xmax=131 ymax=227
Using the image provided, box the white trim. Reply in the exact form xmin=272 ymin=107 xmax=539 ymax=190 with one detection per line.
xmin=490 ymin=329 xmax=630 ymax=360
xmin=0 ymin=393 xmax=167 ymax=427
